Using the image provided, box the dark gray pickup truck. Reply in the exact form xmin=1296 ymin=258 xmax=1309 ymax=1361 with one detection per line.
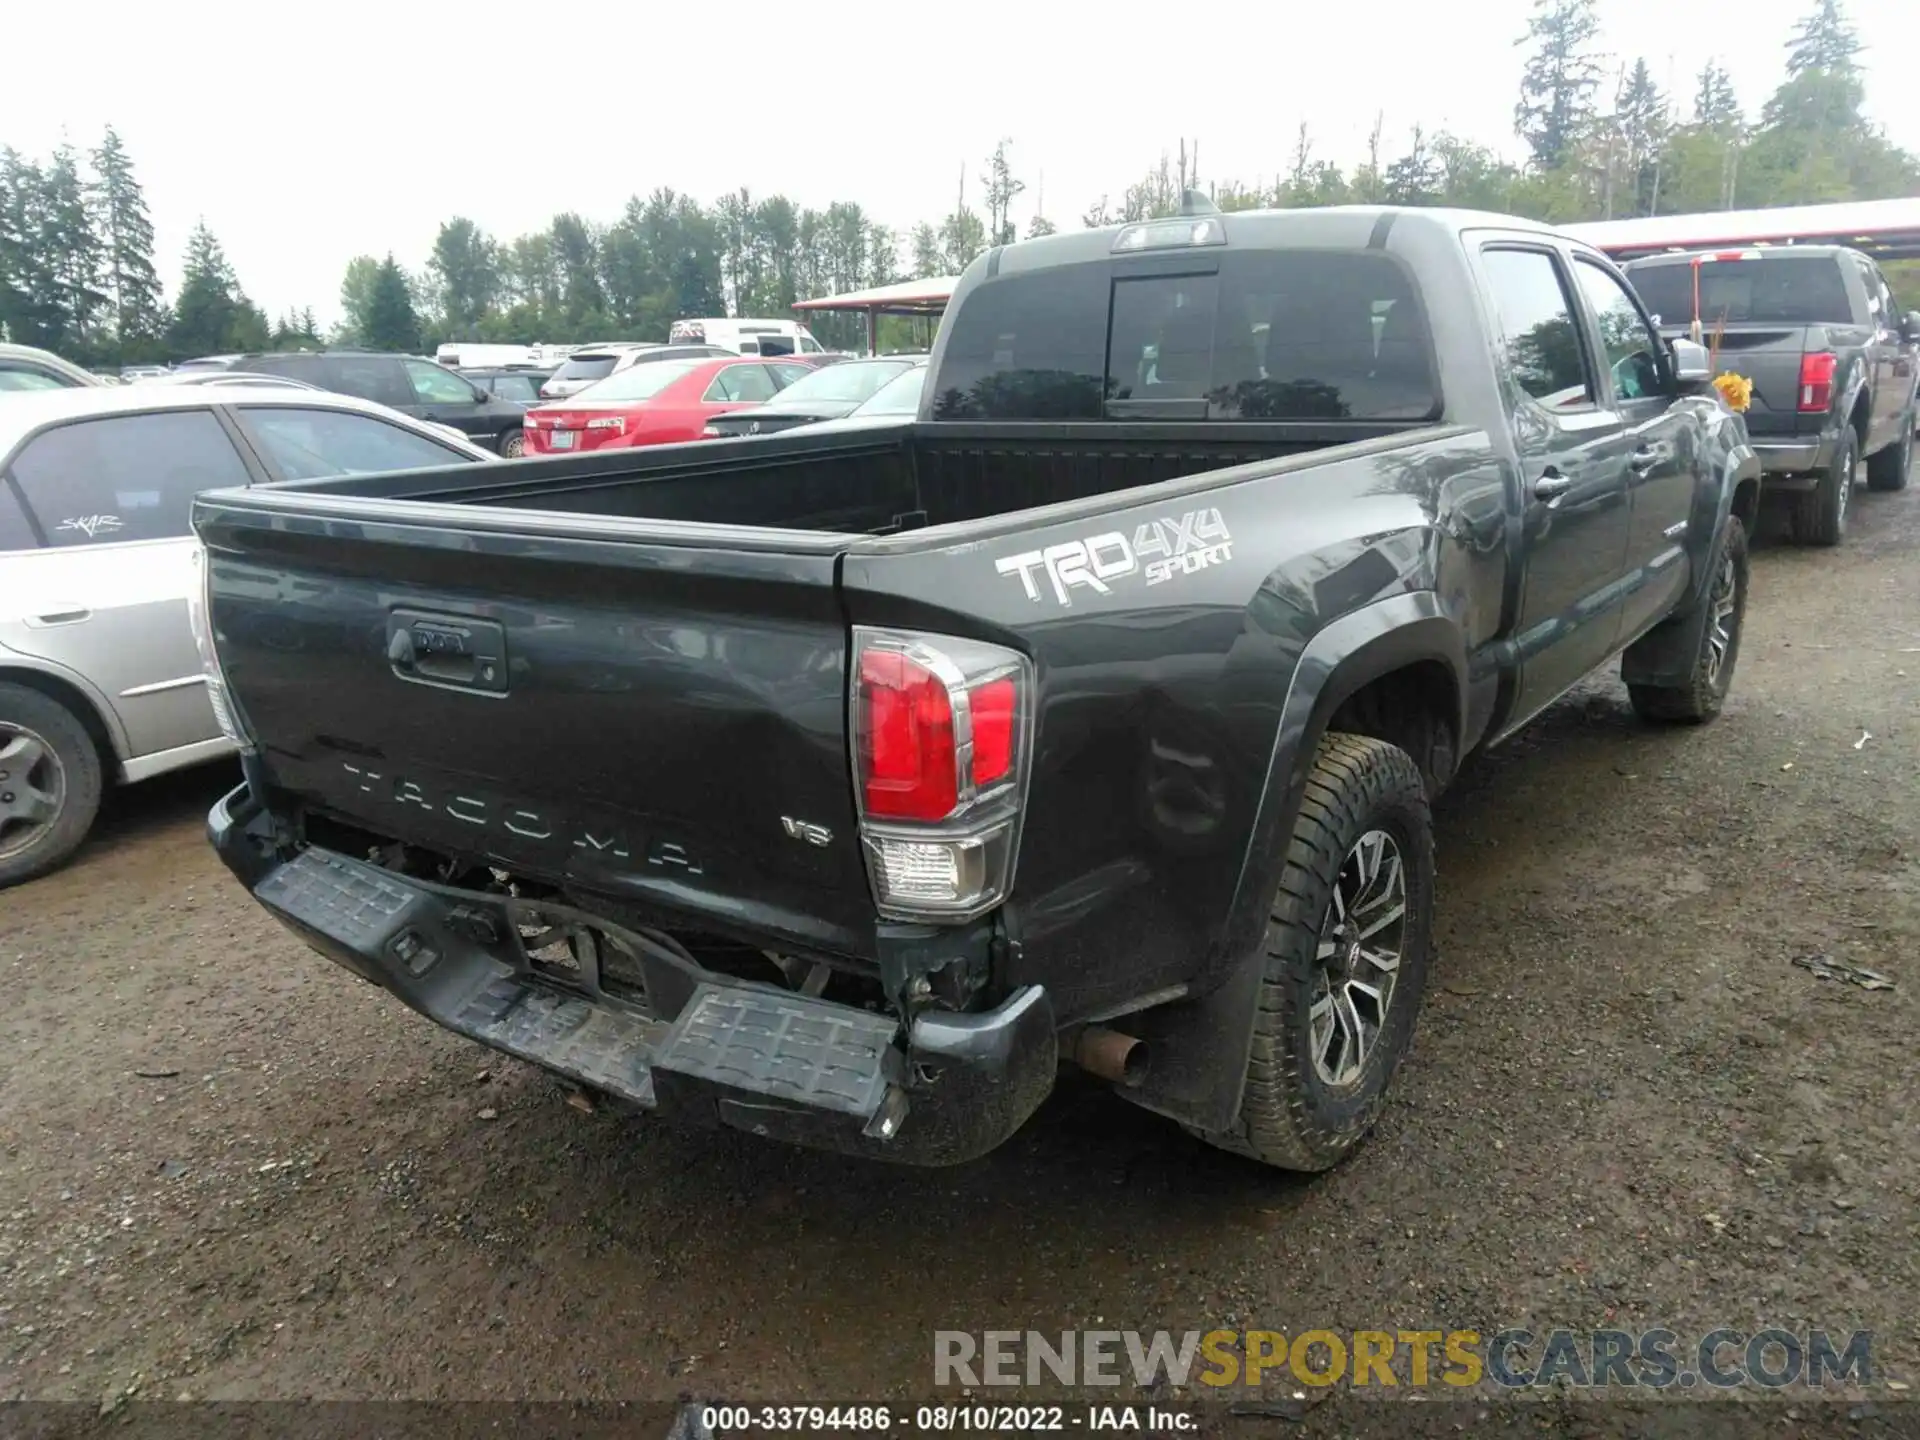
xmin=190 ymin=205 xmax=1760 ymax=1173
xmin=1623 ymin=245 xmax=1918 ymax=546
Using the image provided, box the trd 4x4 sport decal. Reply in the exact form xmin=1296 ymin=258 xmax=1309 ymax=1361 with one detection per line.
xmin=994 ymin=508 xmax=1234 ymax=608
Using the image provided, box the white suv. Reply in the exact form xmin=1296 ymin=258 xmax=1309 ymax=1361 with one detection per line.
xmin=537 ymin=343 xmax=733 ymax=400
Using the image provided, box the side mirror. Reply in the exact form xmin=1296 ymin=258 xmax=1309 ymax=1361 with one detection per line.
xmin=1670 ymin=337 xmax=1712 ymax=390
xmin=1901 ymin=312 xmax=1920 ymax=344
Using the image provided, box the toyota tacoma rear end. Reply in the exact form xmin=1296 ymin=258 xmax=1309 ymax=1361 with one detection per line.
xmin=193 ymin=204 xmax=1758 ymax=1170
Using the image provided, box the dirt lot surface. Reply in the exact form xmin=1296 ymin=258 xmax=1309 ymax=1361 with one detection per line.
xmin=2 ymin=486 xmax=1916 ymax=1437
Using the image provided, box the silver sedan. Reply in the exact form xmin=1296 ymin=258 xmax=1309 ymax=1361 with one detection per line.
xmin=0 ymin=383 xmax=497 ymax=886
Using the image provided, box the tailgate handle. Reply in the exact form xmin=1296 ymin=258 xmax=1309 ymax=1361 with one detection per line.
xmin=387 ymin=610 xmax=509 ymax=695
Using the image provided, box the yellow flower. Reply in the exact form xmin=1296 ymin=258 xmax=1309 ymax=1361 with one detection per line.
xmin=1713 ymin=372 xmax=1754 ymax=413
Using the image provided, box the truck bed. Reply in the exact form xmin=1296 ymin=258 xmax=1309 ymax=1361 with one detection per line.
xmin=267 ymin=420 xmax=1418 ymax=535
xmin=195 ymin=415 xmax=1454 ymax=979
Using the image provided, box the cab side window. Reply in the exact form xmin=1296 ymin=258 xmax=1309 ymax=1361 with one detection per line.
xmin=10 ymin=410 xmax=251 ymax=546
xmin=705 ymin=365 xmax=778 ymax=403
xmin=1572 ymin=258 xmax=1668 ymax=402
xmin=0 ymin=364 xmax=75 ymax=392
xmin=404 ymin=360 xmax=480 ymax=406
xmin=237 ymin=406 xmax=472 ymax=480
xmin=1480 ymin=248 xmax=1595 ymax=410
xmin=0 ymin=482 xmax=37 ymax=550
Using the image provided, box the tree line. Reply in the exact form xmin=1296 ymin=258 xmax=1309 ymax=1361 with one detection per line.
xmin=2 ymin=0 xmax=1912 ymax=369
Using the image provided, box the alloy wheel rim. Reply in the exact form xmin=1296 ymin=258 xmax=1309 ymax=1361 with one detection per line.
xmin=1309 ymin=829 xmax=1407 ymax=1089
xmin=1705 ymin=549 xmax=1739 ymax=687
xmin=0 ymin=724 xmax=66 ymax=860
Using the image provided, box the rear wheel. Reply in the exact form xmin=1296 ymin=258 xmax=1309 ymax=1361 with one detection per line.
xmin=0 ymin=683 xmax=104 ymax=889
xmin=1196 ymin=733 xmax=1434 ymax=1172
xmin=1791 ymin=429 xmax=1855 ymax=546
xmin=498 ymin=428 xmax=525 ymax=458
xmin=1628 ymin=515 xmax=1748 ymax=724
xmin=1866 ymin=412 xmax=1912 ymax=493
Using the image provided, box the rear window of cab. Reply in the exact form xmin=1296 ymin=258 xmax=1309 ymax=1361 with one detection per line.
xmin=931 ymin=249 xmax=1439 ymax=423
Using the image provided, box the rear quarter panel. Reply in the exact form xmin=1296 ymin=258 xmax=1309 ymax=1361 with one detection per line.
xmin=840 ymin=428 xmax=1510 ymax=1023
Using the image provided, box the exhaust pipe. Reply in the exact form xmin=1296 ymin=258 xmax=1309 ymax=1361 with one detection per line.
xmin=1073 ymin=1027 xmax=1149 ymax=1087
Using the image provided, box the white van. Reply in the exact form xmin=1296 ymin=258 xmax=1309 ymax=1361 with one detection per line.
xmin=668 ymin=318 xmax=826 ymax=357
xmin=436 ymin=342 xmax=538 ymax=369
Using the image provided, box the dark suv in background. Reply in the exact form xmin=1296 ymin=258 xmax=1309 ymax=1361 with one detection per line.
xmin=459 ymin=367 xmax=554 ymax=407
xmin=213 ymin=351 xmax=533 ymax=456
xmin=1622 ymin=245 xmax=1918 ymax=546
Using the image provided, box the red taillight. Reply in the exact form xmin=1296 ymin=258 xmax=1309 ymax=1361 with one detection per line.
xmin=857 ymin=653 xmax=1024 ymax=821
xmin=851 ymin=628 xmax=1034 ymax=921
xmin=859 ymin=648 xmax=958 ymax=821
xmin=969 ymin=677 xmax=1016 ymax=786
xmin=1799 ymin=351 xmax=1837 ymax=413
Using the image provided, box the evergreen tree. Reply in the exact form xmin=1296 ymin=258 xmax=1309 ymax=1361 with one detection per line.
xmin=1612 ymin=59 xmax=1669 ymax=216
xmin=38 ymin=145 xmax=107 ymax=353
xmin=362 ymin=255 xmax=421 ymax=352
xmin=1384 ymin=127 xmax=1443 ymax=204
xmin=549 ymin=213 xmax=604 ymax=325
xmin=982 ymin=140 xmax=1026 ymax=247
xmin=88 ymin=127 xmax=166 ymax=357
xmin=1693 ymin=61 xmax=1743 ymax=130
xmin=0 ymin=149 xmax=45 ymax=343
xmin=227 ymin=294 xmax=271 ymax=353
xmin=336 ymin=255 xmax=381 ymax=344
xmin=167 ymin=221 xmax=243 ymax=357
xmin=1785 ymin=0 xmax=1859 ymax=77
xmin=1515 ymin=0 xmax=1605 ymax=170
xmin=908 ymin=223 xmax=943 ymax=278
xmin=428 ymin=217 xmax=499 ymax=331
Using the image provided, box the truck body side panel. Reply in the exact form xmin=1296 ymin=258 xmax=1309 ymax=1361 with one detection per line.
xmin=840 ymin=427 xmax=1510 ymax=1024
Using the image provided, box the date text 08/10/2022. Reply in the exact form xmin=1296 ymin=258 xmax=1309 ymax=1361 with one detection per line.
xmin=698 ymin=1405 xmax=1195 ymax=1434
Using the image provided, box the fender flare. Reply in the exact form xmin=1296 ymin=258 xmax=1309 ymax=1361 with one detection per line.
xmin=1119 ymin=590 xmax=1467 ymax=1136
xmin=1622 ymin=439 xmax=1760 ymax=688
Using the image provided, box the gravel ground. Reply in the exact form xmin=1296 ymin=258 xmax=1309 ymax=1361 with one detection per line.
xmin=1 ymin=484 xmax=1916 ymax=1436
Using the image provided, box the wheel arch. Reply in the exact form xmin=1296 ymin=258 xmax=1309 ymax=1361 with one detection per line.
xmin=0 ymin=659 xmax=128 ymax=777
xmin=1113 ymin=592 xmax=1466 ymax=1136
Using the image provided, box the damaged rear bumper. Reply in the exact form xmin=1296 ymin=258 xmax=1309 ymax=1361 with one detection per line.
xmin=208 ymin=783 xmax=1056 ymax=1166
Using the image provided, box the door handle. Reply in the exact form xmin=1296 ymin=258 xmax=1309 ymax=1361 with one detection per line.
xmin=1532 ymin=470 xmax=1573 ymax=502
xmin=23 ymin=605 xmax=90 ymax=627
xmin=1628 ymin=444 xmax=1670 ymax=474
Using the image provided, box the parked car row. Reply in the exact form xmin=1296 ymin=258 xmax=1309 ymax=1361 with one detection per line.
xmin=167 ymin=351 xmax=535 ymax=456
xmin=5 ymin=225 xmax=1911 ymax=900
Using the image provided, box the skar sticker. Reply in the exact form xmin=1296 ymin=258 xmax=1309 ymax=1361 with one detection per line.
xmin=995 ymin=508 xmax=1233 ymax=607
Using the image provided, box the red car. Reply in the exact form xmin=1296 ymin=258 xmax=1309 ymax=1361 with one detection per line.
xmin=523 ymin=356 xmax=814 ymax=454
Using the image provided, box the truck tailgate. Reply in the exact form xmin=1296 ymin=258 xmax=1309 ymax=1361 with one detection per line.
xmin=195 ymin=491 xmax=876 ymax=960
xmin=1663 ymin=323 xmax=1813 ymax=440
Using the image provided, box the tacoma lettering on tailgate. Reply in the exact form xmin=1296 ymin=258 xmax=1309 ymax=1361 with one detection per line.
xmin=340 ymin=763 xmax=704 ymax=875
xmin=994 ymin=507 xmax=1233 ymax=607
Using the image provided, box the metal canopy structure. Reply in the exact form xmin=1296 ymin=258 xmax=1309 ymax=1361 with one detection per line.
xmin=1564 ymin=197 xmax=1920 ymax=261
xmin=791 ymin=275 xmax=958 ymax=354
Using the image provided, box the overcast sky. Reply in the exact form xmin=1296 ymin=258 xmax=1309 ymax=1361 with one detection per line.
xmin=4 ymin=0 xmax=1915 ymax=328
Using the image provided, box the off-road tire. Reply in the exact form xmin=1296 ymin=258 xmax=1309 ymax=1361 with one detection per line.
xmin=1866 ymin=411 xmax=1913 ymax=493
xmin=1791 ymin=428 xmax=1855 ymax=546
xmin=1627 ymin=516 xmax=1749 ymax=725
xmin=0 ymin=682 xmax=104 ymax=889
xmin=1197 ymin=733 xmax=1434 ymax=1172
